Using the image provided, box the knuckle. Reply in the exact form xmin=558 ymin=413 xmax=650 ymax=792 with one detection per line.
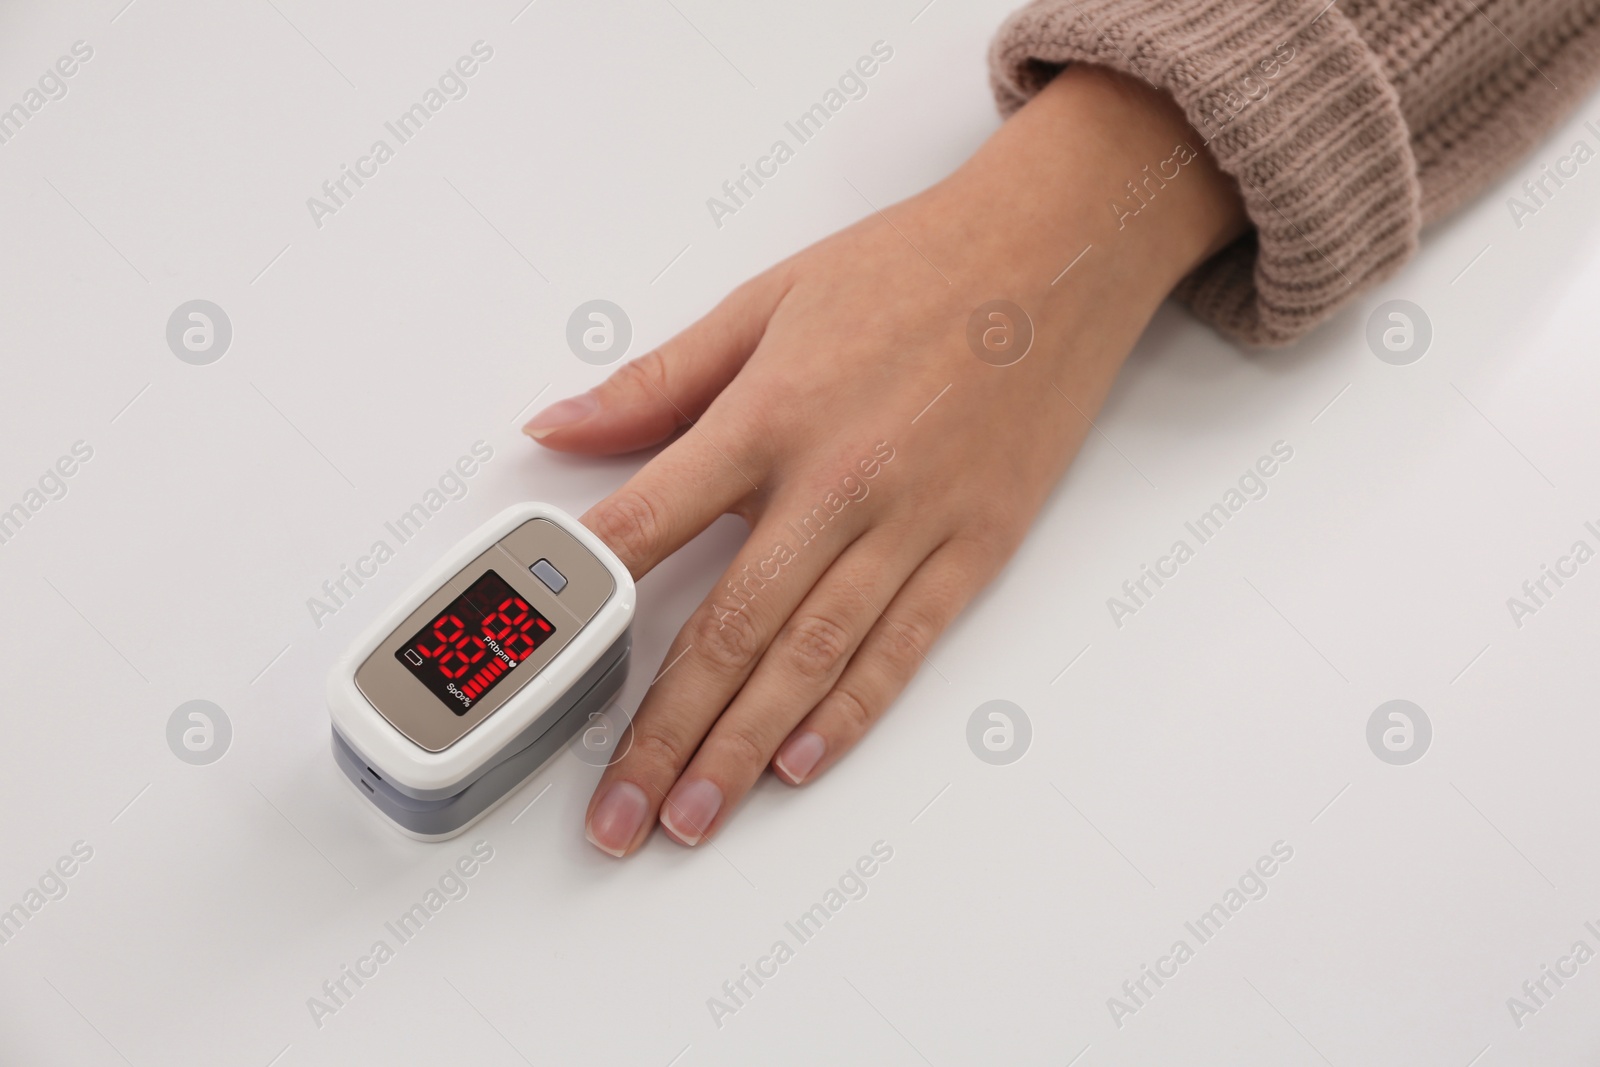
xmin=632 ymin=729 xmax=687 ymax=774
xmin=826 ymin=685 xmax=875 ymax=735
xmin=590 ymin=488 xmax=665 ymax=571
xmin=958 ymin=521 xmax=1023 ymax=561
xmin=868 ymin=609 xmax=939 ymax=676
xmin=691 ymin=601 xmax=764 ymax=674
xmin=611 ymin=348 xmax=670 ymax=403
xmin=782 ymin=613 xmax=854 ymax=681
xmin=714 ymin=722 xmax=770 ymax=769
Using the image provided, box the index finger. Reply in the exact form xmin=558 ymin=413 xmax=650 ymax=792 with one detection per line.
xmin=581 ymin=426 xmax=764 ymax=580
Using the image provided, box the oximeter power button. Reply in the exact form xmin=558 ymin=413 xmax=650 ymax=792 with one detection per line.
xmin=530 ymin=558 xmax=567 ymax=594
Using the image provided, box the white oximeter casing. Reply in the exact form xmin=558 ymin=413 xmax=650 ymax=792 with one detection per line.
xmin=326 ymin=503 xmax=635 ymax=840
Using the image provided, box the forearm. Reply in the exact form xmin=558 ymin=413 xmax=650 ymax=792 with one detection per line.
xmin=859 ymin=64 xmax=1248 ymax=465
xmin=945 ymin=63 xmax=1248 ymax=305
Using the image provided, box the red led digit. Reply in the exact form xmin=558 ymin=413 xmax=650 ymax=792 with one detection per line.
xmin=484 ymin=610 xmax=514 ymax=642
xmin=443 ymin=642 xmax=482 ymax=678
xmin=436 ymin=617 xmax=486 ymax=679
xmin=417 ymin=614 xmax=465 ymax=660
xmin=484 ymin=597 xmax=534 ymax=647
xmin=455 ymin=632 xmax=486 ymax=670
xmin=503 ymin=621 xmax=537 ymax=659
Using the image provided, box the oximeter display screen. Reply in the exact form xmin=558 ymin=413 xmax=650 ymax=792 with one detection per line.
xmin=395 ymin=570 xmax=555 ymax=714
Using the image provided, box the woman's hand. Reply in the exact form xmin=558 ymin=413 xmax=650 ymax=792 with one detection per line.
xmin=525 ymin=65 xmax=1246 ymax=856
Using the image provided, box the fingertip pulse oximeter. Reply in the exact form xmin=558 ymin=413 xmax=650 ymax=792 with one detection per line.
xmin=327 ymin=503 xmax=635 ymax=840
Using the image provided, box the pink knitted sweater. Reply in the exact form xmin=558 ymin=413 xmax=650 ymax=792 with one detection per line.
xmin=990 ymin=0 xmax=1600 ymax=344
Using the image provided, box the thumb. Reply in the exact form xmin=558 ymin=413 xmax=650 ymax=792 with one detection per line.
xmin=524 ymin=272 xmax=788 ymax=455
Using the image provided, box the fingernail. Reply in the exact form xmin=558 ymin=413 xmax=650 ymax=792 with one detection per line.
xmin=586 ymin=781 xmax=647 ymax=857
xmin=775 ymin=732 xmax=825 ymax=784
xmin=659 ymin=779 xmax=722 ymax=846
xmin=524 ymin=391 xmax=598 ymax=438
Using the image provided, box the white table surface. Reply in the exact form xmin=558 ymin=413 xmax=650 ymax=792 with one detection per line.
xmin=4 ymin=1 xmax=1600 ymax=1064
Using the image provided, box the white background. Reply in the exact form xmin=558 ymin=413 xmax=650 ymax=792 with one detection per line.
xmin=3 ymin=0 xmax=1599 ymax=1064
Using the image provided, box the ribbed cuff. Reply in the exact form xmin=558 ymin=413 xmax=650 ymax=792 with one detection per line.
xmin=989 ymin=0 xmax=1421 ymax=346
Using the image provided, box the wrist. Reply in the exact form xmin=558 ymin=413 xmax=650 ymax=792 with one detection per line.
xmin=936 ymin=63 xmax=1247 ymax=321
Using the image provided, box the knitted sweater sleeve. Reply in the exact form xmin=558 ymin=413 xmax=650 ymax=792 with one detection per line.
xmin=989 ymin=0 xmax=1600 ymax=345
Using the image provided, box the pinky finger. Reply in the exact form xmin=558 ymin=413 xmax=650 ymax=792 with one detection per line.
xmin=771 ymin=540 xmax=984 ymax=786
